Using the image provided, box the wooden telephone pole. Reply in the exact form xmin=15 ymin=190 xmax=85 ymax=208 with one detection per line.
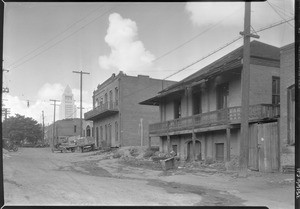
xmin=239 ymin=2 xmax=259 ymax=176
xmin=42 ymin=111 xmax=45 ymax=144
xmin=73 ymin=70 xmax=90 ymax=137
xmin=50 ymin=99 xmax=59 ymax=149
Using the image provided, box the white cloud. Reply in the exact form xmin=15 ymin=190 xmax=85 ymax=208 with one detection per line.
xmin=185 ymin=2 xmax=294 ymax=29
xmin=3 ymin=83 xmax=93 ymax=125
xmin=37 ymin=83 xmax=64 ymax=101
xmin=185 ymin=2 xmax=244 ymax=27
xmin=99 ymin=13 xmax=155 ymax=74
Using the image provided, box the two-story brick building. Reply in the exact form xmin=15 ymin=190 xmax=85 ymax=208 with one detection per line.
xmin=141 ymin=41 xmax=281 ymax=172
xmin=280 ymin=43 xmax=295 ymax=173
xmin=84 ymin=71 xmax=175 ymax=148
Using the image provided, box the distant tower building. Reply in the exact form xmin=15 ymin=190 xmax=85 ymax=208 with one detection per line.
xmin=59 ymin=85 xmax=77 ymax=120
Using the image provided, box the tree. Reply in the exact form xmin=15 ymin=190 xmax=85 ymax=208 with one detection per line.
xmin=2 ymin=114 xmax=43 ymax=145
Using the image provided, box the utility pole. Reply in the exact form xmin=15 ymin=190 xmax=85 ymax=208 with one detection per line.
xmin=73 ymin=70 xmax=90 ymax=137
xmin=50 ymin=99 xmax=59 ymax=149
xmin=2 ymin=68 xmax=9 ymax=93
xmin=2 ymin=108 xmax=10 ymax=120
xmin=239 ymin=2 xmax=259 ymax=176
xmin=42 ymin=111 xmax=45 ymax=144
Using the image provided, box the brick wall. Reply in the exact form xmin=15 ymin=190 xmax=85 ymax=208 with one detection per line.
xmin=120 ymin=75 xmax=175 ymax=147
xmin=249 ymin=64 xmax=280 ymax=105
xmin=279 ymin=43 xmax=295 ymax=169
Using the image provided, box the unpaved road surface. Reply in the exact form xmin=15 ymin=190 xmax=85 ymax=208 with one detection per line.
xmin=3 ymin=148 xmax=294 ymax=208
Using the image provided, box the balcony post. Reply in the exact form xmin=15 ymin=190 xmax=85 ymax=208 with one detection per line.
xmin=148 ymin=135 xmax=151 ymax=148
xmin=167 ymin=121 xmax=171 ymax=153
xmin=226 ymin=127 xmax=231 ymax=162
xmin=192 ymin=132 xmax=196 ymax=161
xmin=167 ymin=135 xmax=171 ymax=153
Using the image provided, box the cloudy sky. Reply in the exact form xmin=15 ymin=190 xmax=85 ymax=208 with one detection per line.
xmin=3 ymin=1 xmax=294 ymax=125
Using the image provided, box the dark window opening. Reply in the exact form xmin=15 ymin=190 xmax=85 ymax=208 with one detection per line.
xmin=216 ymin=83 xmax=229 ymax=110
xmin=272 ymin=76 xmax=280 ymax=105
xmin=193 ymin=92 xmax=202 ymax=115
xmin=86 ymin=125 xmax=91 ymax=137
xmin=174 ymin=99 xmax=181 ymax=119
xmin=115 ymin=87 xmax=119 ymax=106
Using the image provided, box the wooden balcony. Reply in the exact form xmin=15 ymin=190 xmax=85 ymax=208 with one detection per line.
xmin=84 ymin=101 xmax=119 ymax=121
xmin=149 ymin=104 xmax=279 ymax=135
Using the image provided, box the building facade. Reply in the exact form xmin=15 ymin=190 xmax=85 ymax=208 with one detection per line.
xmin=141 ymin=41 xmax=281 ymax=172
xmin=45 ymin=118 xmax=82 ymax=147
xmin=279 ymin=43 xmax=295 ymax=172
xmin=84 ymin=71 xmax=176 ymax=148
xmin=59 ymin=85 xmax=77 ymax=120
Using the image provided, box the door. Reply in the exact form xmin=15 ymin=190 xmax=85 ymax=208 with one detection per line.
xmin=257 ymin=122 xmax=279 ymax=172
xmin=108 ymin=124 xmax=112 ymax=147
xmin=96 ymin=127 xmax=99 ymax=147
xmin=187 ymin=140 xmax=201 ymax=161
xmin=215 ymin=143 xmax=224 ymax=161
xmin=248 ymin=124 xmax=259 ymax=171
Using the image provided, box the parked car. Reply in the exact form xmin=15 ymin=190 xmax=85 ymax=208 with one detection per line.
xmin=2 ymin=138 xmax=18 ymax=152
xmin=22 ymin=141 xmax=35 ymax=147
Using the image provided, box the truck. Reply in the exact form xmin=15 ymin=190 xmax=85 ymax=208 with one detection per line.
xmin=75 ymin=136 xmax=96 ymax=153
xmin=51 ymin=136 xmax=77 ymax=153
xmin=51 ymin=136 xmax=95 ymax=153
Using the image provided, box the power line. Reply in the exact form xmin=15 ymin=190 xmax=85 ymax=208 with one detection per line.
xmin=152 ymin=5 xmax=243 ymax=63
xmin=267 ymin=0 xmax=294 ymax=17
xmin=8 ymin=6 xmax=117 ymax=70
xmin=267 ymin=0 xmax=294 ymax=28
xmin=164 ymin=37 xmax=243 ymax=80
xmin=163 ymin=17 xmax=294 ymax=80
xmin=7 ymin=6 xmax=106 ymax=69
xmin=255 ymin=17 xmax=294 ymax=33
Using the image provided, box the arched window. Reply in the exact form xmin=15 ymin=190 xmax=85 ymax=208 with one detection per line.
xmin=86 ymin=125 xmax=91 ymax=137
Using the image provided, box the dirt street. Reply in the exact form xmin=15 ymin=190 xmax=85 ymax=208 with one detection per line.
xmin=3 ymin=147 xmax=294 ymax=207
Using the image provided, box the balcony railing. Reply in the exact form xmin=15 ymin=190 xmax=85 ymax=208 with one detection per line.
xmin=149 ymin=104 xmax=279 ymax=135
xmin=84 ymin=101 xmax=119 ymax=120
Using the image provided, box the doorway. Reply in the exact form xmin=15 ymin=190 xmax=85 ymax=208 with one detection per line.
xmin=215 ymin=143 xmax=224 ymax=161
xmin=248 ymin=122 xmax=279 ymax=172
xmin=187 ymin=140 xmax=201 ymax=161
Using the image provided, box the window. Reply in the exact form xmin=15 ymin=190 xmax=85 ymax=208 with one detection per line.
xmin=104 ymin=93 xmax=108 ymax=108
xmin=216 ymin=83 xmax=229 ymax=109
xmin=115 ymin=87 xmax=119 ymax=106
xmin=86 ymin=125 xmax=91 ymax=137
xmin=100 ymin=98 xmax=103 ymax=109
xmin=272 ymin=76 xmax=280 ymax=105
xmin=109 ymin=90 xmax=113 ymax=108
xmin=174 ymin=99 xmax=181 ymax=119
xmin=115 ymin=121 xmax=118 ymax=141
xmin=95 ymin=98 xmax=99 ymax=107
xmin=192 ymin=92 xmax=202 ymax=115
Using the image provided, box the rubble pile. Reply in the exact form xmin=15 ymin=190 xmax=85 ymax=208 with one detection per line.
xmin=225 ymin=156 xmax=239 ymax=171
